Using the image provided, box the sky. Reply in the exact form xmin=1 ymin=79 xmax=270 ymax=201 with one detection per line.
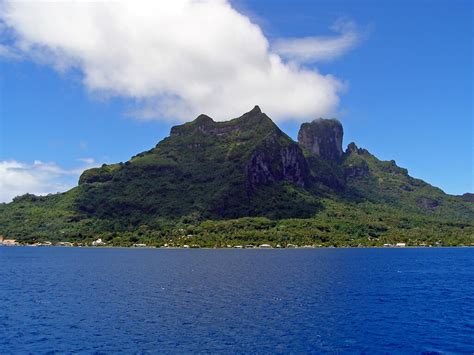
xmin=0 ymin=0 xmax=472 ymax=202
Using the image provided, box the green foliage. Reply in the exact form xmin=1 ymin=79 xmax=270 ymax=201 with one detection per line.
xmin=0 ymin=109 xmax=472 ymax=247
xmin=341 ymin=147 xmax=474 ymax=221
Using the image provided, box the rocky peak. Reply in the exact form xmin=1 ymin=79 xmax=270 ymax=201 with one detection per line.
xmin=345 ymin=142 xmax=370 ymax=156
xmin=249 ymin=105 xmax=261 ymax=114
xmin=194 ymin=114 xmax=214 ymax=125
xmin=298 ymin=118 xmax=343 ymax=161
xmin=346 ymin=142 xmax=359 ymax=154
xmin=170 ymin=106 xmax=273 ymax=137
xmin=235 ymin=105 xmax=274 ymax=127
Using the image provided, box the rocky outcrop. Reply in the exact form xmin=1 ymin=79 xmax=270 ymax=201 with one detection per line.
xmin=298 ymin=118 xmax=344 ymax=161
xmin=246 ymin=138 xmax=308 ymax=190
xmin=344 ymin=161 xmax=369 ymax=179
xmin=341 ymin=143 xmax=370 ymax=180
xmin=461 ymin=193 xmax=474 ymax=203
xmin=417 ymin=197 xmax=440 ymax=210
xmin=346 ymin=142 xmax=369 ymax=156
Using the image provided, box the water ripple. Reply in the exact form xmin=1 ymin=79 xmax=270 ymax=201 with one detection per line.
xmin=0 ymin=247 xmax=473 ymax=353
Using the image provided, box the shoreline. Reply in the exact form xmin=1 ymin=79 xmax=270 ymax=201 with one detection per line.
xmin=1 ymin=245 xmax=472 ymax=249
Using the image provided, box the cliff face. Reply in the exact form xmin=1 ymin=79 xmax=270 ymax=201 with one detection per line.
xmin=298 ymin=118 xmax=344 ymax=161
xmin=246 ymin=137 xmax=308 ymax=190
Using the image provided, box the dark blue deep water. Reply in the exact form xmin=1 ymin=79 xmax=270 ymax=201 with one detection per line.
xmin=0 ymin=247 xmax=473 ymax=353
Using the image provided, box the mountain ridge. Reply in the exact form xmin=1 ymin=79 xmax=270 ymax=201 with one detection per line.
xmin=0 ymin=106 xmax=472 ymax=247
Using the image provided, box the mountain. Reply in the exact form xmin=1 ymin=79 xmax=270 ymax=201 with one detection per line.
xmin=1 ymin=106 xmax=473 ymax=247
xmin=77 ymin=105 xmax=317 ymax=221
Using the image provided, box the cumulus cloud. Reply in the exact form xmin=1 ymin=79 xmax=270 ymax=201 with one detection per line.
xmin=0 ymin=159 xmax=98 ymax=203
xmin=273 ymin=19 xmax=363 ymax=63
xmin=0 ymin=0 xmax=351 ymax=122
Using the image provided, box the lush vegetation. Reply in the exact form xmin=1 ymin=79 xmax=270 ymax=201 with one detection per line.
xmin=0 ymin=108 xmax=472 ymax=247
xmin=1 ymin=196 xmax=472 ymax=247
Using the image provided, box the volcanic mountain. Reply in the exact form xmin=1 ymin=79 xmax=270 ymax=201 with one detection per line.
xmin=1 ymin=106 xmax=472 ymax=244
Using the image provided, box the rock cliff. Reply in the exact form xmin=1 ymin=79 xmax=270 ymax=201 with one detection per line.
xmin=298 ymin=118 xmax=344 ymax=161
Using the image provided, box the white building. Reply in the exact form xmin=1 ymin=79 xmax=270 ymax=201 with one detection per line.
xmin=92 ymin=238 xmax=106 ymax=246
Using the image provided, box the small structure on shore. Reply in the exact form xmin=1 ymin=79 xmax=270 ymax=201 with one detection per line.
xmin=132 ymin=243 xmax=147 ymax=248
xmin=395 ymin=243 xmax=407 ymax=247
xmin=92 ymin=238 xmax=106 ymax=246
xmin=259 ymin=244 xmax=272 ymax=248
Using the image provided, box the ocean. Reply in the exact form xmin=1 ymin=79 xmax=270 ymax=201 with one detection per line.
xmin=0 ymin=247 xmax=472 ymax=353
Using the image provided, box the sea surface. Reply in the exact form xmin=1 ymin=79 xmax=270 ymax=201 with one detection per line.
xmin=0 ymin=247 xmax=473 ymax=353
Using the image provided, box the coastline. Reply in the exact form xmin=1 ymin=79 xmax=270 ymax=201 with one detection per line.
xmin=1 ymin=244 xmax=472 ymax=249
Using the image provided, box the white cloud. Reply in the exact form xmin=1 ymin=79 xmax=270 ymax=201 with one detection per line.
xmin=0 ymin=159 xmax=98 ymax=203
xmin=273 ymin=19 xmax=363 ymax=63
xmin=0 ymin=43 xmax=18 ymax=59
xmin=0 ymin=0 xmax=350 ymax=122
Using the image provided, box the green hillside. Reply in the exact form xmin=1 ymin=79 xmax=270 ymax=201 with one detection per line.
xmin=1 ymin=106 xmax=472 ymax=247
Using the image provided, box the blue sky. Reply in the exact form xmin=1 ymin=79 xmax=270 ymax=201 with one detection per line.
xmin=0 ymin=0 xmax=472 ymax=202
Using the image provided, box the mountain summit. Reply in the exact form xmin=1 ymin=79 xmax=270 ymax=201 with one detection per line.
xmin=1 ymin=106 xmax=472 ymax=246
xmin=298 ymin=118 xmax=344 ymax=161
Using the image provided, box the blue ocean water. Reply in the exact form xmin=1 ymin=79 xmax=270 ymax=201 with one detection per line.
xmin=0 ymin=247 xmax=473 ymax=353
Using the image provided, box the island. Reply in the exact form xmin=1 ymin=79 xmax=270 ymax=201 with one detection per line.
xmin=0 ymin=106 xmax=472 ymax=248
